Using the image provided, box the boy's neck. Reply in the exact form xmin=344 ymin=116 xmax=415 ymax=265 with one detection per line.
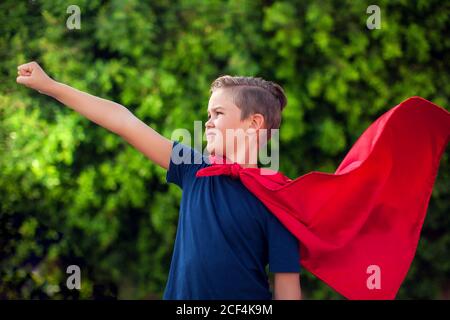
xmin=215 ymin=150 xmax=259 ymax=168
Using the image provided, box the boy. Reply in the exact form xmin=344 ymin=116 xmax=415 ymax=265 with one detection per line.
xmin=16 ymin=61 xmax=302 ymax=300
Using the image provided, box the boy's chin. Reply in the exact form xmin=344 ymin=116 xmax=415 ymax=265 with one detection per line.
xmin=206 ymin=144 xmax=223 ymax=157
xmin=207 ymin=146 xmax=217 ymax=156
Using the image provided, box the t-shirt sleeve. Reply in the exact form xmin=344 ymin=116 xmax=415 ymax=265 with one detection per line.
xmin=267 ymin=213 xmax=301 ymax=273
xmin=166 ymin=140 xmax=207 ymax=189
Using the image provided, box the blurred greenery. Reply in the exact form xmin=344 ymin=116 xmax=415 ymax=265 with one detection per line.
xmin=0 ymin=0 xmax=448 ymax=299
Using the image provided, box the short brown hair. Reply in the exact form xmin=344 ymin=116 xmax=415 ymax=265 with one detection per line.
xmin=210 ymin=75 xmax=287 ymax=138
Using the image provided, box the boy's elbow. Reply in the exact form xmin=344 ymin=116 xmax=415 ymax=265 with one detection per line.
xmin=115 ymin=107 xmax=136 ymax=136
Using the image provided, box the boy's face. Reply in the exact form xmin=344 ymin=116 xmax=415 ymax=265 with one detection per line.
xmin=205 ymin=88 xmax=263 ymax=161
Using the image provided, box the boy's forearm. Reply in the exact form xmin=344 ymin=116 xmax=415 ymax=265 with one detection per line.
xmin=48 ymin=81 xmax=132 ymax=135
xmin=273 ymin=273 xmax=302 ymax=300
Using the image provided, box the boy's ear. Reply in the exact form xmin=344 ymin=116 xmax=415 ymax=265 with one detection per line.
xmin=249 ymin=113 xmax=265 ymax=130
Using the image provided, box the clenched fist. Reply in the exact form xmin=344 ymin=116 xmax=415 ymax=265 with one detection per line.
xmin=17 ymin=61 xmax=56 ymax=95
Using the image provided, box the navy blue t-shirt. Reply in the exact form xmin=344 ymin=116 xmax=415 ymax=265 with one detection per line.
xmin=163 ymin=141 xmax=301 ymax=300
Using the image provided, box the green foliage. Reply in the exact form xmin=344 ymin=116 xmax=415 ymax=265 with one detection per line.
xmin=0 ymin=0 xmax=448 ymax=299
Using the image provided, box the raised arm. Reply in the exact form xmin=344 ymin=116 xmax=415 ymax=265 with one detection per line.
xmin=16 ymin=61 xmax=172 ymax=170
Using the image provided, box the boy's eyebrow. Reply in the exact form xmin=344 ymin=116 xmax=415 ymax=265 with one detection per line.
xmin=207 ymin=106 xmax=225 ymax=114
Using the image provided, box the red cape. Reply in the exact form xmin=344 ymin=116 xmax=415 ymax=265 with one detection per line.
xmin=196 ymin=96 xmax=450 ymax=299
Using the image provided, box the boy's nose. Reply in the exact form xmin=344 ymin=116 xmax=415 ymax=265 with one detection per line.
xmin=205 ymin=119 xmax=214 ymax=129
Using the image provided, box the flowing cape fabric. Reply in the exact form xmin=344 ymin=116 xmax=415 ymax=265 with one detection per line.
xmin=196 ymin=96 xmax=450 ymax=299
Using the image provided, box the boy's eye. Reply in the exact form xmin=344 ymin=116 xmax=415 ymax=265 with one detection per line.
xmin=207 ymin=112 xmax=223 ymax=119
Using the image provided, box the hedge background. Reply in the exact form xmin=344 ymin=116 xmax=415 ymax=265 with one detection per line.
xmin=0 ymin=0 xmax=448 ymax=299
